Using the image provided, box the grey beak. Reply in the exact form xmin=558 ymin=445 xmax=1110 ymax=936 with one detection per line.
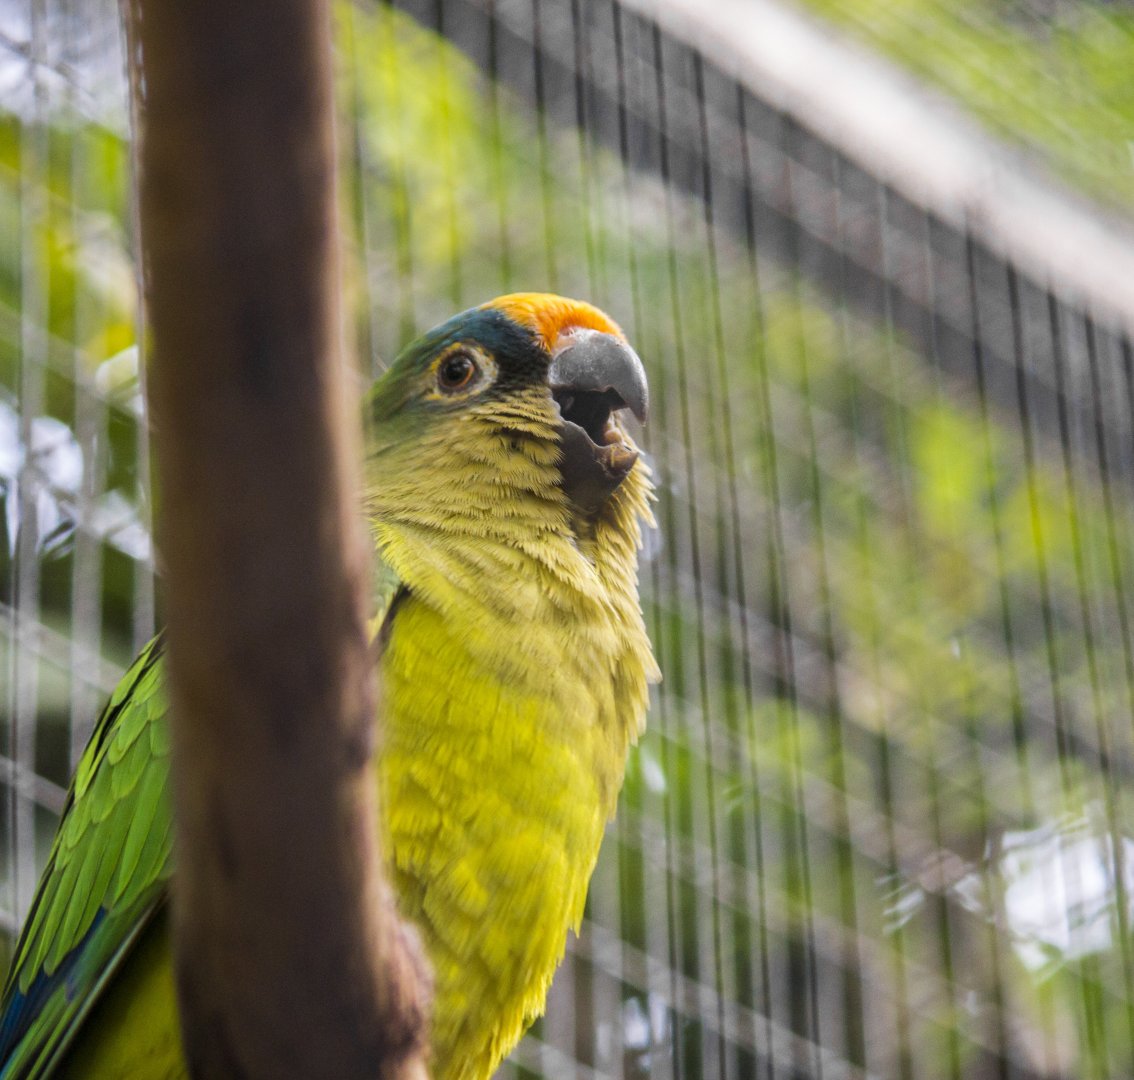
xmin=548 ymin=329 xmax=649 ymax=423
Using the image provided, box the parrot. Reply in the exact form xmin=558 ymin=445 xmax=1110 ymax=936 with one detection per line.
xmin=0 ymin=292 xmax=659 ymax=1080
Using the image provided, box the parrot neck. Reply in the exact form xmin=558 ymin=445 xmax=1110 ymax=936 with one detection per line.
xmin=366 ymin=405 xmax=657 ymax=720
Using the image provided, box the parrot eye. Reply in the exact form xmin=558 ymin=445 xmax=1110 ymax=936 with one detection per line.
xmin=437 ymin=352 xmax=478 ymax=393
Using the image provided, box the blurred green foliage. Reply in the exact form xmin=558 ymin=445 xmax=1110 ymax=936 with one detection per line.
xmin=800 ymin=0 xmax=1134 ymax=208
xmin=4 ymin=3 xmax=1134 ymax=1077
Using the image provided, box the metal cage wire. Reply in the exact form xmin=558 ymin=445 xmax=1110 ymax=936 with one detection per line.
xmin=5 ymin=0 xmax=1134 ymax=1078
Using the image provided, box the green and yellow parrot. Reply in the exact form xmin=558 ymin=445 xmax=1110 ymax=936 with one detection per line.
xmin=0 ymin=293 xmax=659 ymax=1080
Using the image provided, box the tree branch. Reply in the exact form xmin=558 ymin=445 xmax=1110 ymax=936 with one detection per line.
xmin=119 ymin=0 xmax=431 ymax=1074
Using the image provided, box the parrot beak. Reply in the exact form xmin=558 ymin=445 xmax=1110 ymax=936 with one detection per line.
xmin=549 ymin=329 xmax=649 ymax=514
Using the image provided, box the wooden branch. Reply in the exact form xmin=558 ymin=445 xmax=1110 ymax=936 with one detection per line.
xmin=119 ymin=0 xmax=431 ymax=1075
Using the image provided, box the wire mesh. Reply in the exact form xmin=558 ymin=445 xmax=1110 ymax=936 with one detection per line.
xmin=4 ymin=0 xmax=1134 ymax=1077
xmin=0 ymin=0 xmax=151 ymax=941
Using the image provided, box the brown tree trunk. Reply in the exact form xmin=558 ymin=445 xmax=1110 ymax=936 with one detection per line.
xmin=118 ymin=0 xmax=431 ymax=1075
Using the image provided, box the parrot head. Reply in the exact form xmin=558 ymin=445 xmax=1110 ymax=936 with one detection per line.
xmin=364 ymin=292 xmax=651 ymax=531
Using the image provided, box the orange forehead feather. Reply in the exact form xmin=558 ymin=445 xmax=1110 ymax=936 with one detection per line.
xmin=483 ymin=292 xmax=625 ymax=351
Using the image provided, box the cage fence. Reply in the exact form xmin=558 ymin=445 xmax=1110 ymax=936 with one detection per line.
xmin=4 ymin=0 xmax=1134 ymax=1078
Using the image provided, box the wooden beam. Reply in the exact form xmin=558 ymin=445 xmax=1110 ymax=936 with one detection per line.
xmin=119 ymin=0 xmax=431 ymax=1074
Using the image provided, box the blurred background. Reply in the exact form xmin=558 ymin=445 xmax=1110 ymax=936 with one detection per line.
xmin=5 ymin=0 xmax=1134 ymax=1076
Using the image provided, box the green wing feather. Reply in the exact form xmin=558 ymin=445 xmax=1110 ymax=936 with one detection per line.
xmin=0 ymin=638 xmax=172 ymax=1080
xmin=0 ymin=555 xmax=402 ymax=1078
